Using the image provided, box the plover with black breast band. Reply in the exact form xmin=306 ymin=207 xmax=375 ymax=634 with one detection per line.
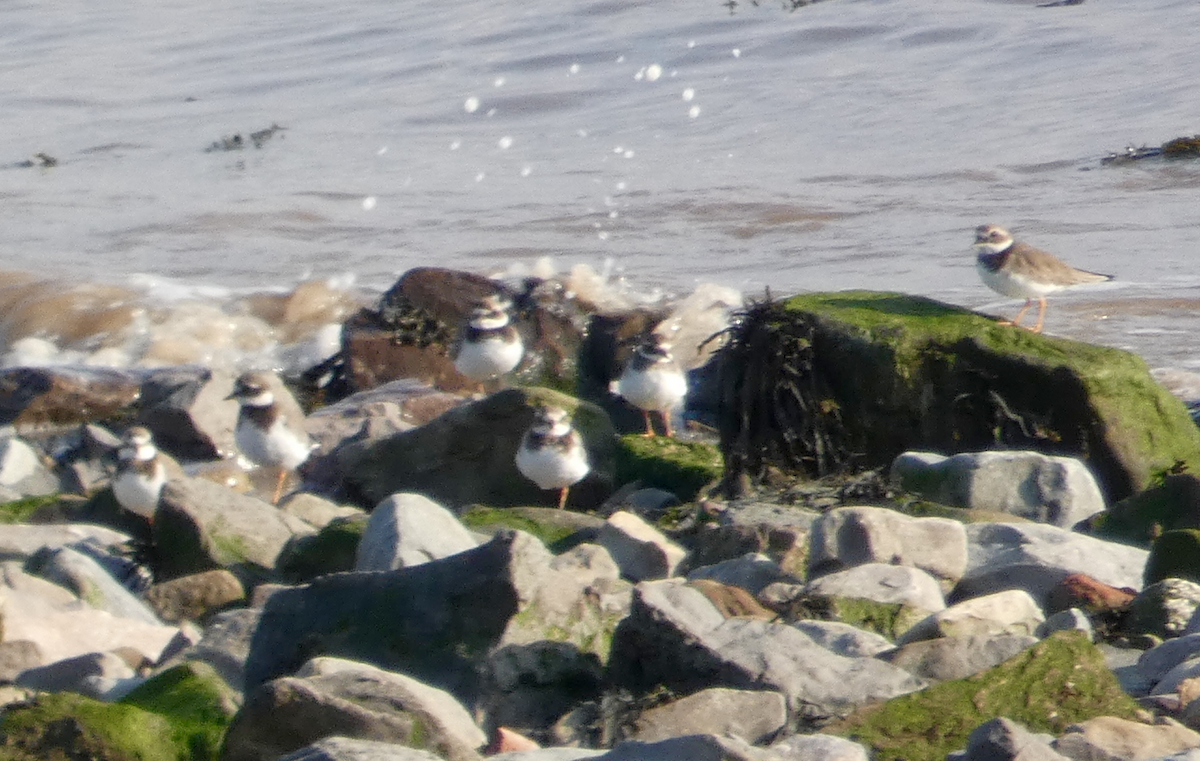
xmin=614 ymin=333 xmax=688 ymax=437
xmin=515 ymin=405 xmax=589 ymax=510
xmin=453 ymin=294 xmax=524 ymax=386
xmin=112 ymin=426 xmax=167 ymax=524
xmin=974 ymin=224 xmax=1114 ymax=334
xmin=226 ymin=370 xmax=312 ymax=504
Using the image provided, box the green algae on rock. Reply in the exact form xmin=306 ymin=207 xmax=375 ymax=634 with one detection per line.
xmin=715 ymin=292 xmax=1200 ymax=504
xmin=119 ymin=661 xmax=239 ymax=761
xmin=277 ymin=513 xmax=370 ymax=582
xmin=460 ymin=505 xmax=602 ymax=552
xmin=614 ymin=434 xmax=723 ymax=502
xmin=828 ymin=631 xmax=1142 ymax=761
xmin=0 ymin=692 xmax=186 ymax=761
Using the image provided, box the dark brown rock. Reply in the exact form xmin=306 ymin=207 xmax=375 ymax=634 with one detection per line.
xmin=1044 ymin=572 xmax=1137 ymax=615
xmin=144 ymin=569 xmax=246 ymax=624
xmin=0 ymin=367 xmax=140 ymax=429
xmin=337 ymin=388 xmax=615 ymax=510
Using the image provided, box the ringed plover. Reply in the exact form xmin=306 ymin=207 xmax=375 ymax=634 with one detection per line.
xmin=515 ymin=406 xmax=590 ymax=509
xmin=227 ymin=371 xmax=312 ymax=504
xmin=614 ymin=334 xmax=688 ymax=437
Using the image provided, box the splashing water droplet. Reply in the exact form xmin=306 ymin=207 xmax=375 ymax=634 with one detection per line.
xmin=689 ymin=106 xmax=701 ymax=119
xmin=362 ymin=196 xmax=377 ymax=211
xmin=464 ymin=96 xmax=480 ymax=113
xmin=498 ymin=136 xmax=514 ymax=150
xmin=683 ymin=88 xmax=696 ymax=102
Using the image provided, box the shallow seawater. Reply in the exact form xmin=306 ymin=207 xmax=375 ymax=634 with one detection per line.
xmin=3 ymin=0 xmax=1200 ymax=374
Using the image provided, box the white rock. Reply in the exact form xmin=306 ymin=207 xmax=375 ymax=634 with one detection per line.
xmin=892 ymin=450 xmax=1106 ymax=528
xmin=805 ymin=562 xmax=946 ymax=613
xmin=598 ymin=511 xmax=686 ymax=582
xmin=897 ymin=589 xmax=1045 ymax=646
xmin=355 ymin=492 xmax=478 ymax=571
xmin=809 ymin=506 xmax=968 ymax=590
xmin=958 ymin=522 xmax=1148 ymax=605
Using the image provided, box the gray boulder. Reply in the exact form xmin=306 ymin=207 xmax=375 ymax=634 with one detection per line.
xmin=598 ymin=511 xmax=686 ymax=582
xmin=0 ymin=560 xmax=180 ymax=665
xmin=480 ymin=641 xmax=604 ymax=736
xmin=337 ymin=388 xmax=616 ymax=510
xmin=15 ymin=650 xmax=139 ymax=700
xmin=224 ymin=656 xmax=486 ymax=761
xmin=769 ymin=734 xmax=869 ymax=761
xmin=245 ymin=530 xmax=630 ymax=705
xmin=790 ymin=621 xmax=894 ymax=658
xmin=960 ymin=717 xmax=1066 ymax=761
xmin=808 ymin=506 xmax=967 ymax=590
xmin=898 ymin=589 xmax=1044 ymax=646
xmin=1036 ymin=608 xmax=1095 ymax=641
xmin=153 ymin=475 xmax=296 ymax=580
xmin=0 ymin=435 xmax=59 ymax=495
xmin=804 ymin=562 xmax=946 ymax=613
xmin=1140 ymin=634 xmax=1200 ymax=688
xmin=879 ymin=634 xmax=1039 ymax=682
xmin=598 ymin=735 xmax=779 ymax=761
xmin=354 ymin=492 xmax=478 ymax=571
xmin=167 ymin=607 xmax=261 ymax=691
xmin=892 ymin=450 xmax=1105 ymax=528
xmin=607 ymin=578 xmax=925 ymax=721
xmin=687 ymin=552 xmax=797 ymax=596
xmin=25 ymin=545 xmax=162 ymax=625
xmin=0 ymin=523 xmax=131 ymax=561
xmin=1051 ymin=716 xmax=1200 ymax=761
xmin=629 ymin=687 xmax=786 ymax=744
xmin=956 ymin=522 xmax=1148 ymax=605
xmin=276 ymin=737 xmax=447 ymax=761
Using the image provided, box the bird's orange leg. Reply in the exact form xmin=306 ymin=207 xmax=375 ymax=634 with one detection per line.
xmin=660 ymin=411 xmax=674 ymax=438
xmin=557 ymin=486 xmax=569 ymax=510
xmin=999 ymin=299 xmax=1033 ymax=328
xmin=642 ymin=410 xmax=656 ymax=437
xmin=1030 ymin=297 xmax=1047 ymax=334
xmin=271 ymin=468 xmax=287 ymax=505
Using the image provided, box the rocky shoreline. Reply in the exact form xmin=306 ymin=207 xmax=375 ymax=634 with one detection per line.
xmin=2 ymin=268 xmax=1200 ymax=760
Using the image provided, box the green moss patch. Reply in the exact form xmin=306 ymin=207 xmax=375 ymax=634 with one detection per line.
xmin=830 ymin=597 xmax=929 ymax=641
xmin=614 ymin=435 xmax=723 ymax=502
xmin=277 ymin=514 xmax=369 ymax=582
xmin=0 ymin=692 xmax=182 ymax=761
xmin=119 ymin=662 xmax=238 ymax=761
xmin=460 ymin=506 xmax=592 ymax=552
xmin=829 ymin=631 xmax=1141 ymax=761
xmin=0 ymin=494 xmax=61 ymax=524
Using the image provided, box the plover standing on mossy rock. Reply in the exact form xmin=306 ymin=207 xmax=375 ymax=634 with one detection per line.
xmin=615 ymin=334 xmax=688 ymax=437
xmin=452 ymin=294 xmax=524 ymax=386
xmin=227 ymin=370 xmax=312 ymax=504
xmin=974 ymin=224 xmax=1114 ymax=334
xmin=515 ymin=406 xmax=590 ymax=509
xmin=112 ymin=426 xmax=167 ymax=523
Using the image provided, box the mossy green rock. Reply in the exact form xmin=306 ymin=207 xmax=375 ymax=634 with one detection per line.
xmin=118 ymin=661 xmax=239 ymax=761
xmin=340 ymin=387 xmax=617 ymax=510
xmin=277 ymin=514 xmax=370 ymax=582
xmin=830 ymin=596 xmax=929 ymax=641
xmin=460 ymin=505 xmax=603 ymax=552
xmin=829 ymin=631 xmax=1141 ymax=761
xmin=717 ymin=292 xmax=1200 ymax=504
xmin=1143 ymin=529 xmax=1200 ymax=586
xmin=614 ymin=435 xmax=723 ymax=502
xmin=1099 ymin=473 xmax=1200 ymax=546
xmin=0 ymin=692 xmax=182 ymax=761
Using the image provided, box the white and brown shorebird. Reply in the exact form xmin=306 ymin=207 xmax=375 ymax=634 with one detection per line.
xmin=614 ymin=334 xmax=688 ymax=437
xmin=515 ymin=406 xmax=590 ymax=510
xmin=112 ymin=426 xmax=166 ymax=523
xmin=974 ymin=224 xmax=1114 ymax=334
xmin=226 ymin=370 xmax=312 ymax=504
xmin=452 ymin=294 xmax=524 ymax=385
